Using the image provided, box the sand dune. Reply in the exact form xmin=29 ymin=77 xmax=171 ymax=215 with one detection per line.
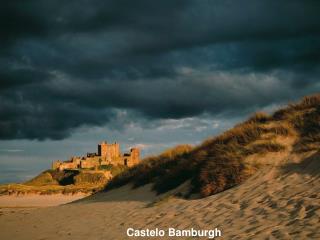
xmin=0 ymin=148 xmax=319 ymax=239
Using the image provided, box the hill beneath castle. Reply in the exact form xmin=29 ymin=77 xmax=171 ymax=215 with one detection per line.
xmin=0 ymin=166 xmax=126 ymax=196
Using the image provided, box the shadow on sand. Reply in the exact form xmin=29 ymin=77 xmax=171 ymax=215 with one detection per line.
xmin=281 ymin=151 xmax=320 ymax=176
xmin=69 ymin=183 xmax=159 ymax=204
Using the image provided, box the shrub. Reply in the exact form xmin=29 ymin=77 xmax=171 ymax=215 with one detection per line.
xmin=74 ymin=172 xmax=108 ymax=185
xmin=49 ymin=170 xmax=79 ymax=185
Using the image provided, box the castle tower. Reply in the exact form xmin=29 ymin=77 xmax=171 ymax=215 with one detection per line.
xmin=98 ymin=141 xmax=121 ymax=162
xmin=113 ymin=142 xmax=121 ymax=158
xmin=130 ymin=148 xmax=140 ymax=165
xmin=98 ymin=141 xmax=108 ymax=158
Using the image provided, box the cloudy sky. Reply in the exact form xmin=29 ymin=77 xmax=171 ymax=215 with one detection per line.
xmin=1 ymin=0 xmax=320 ymax=183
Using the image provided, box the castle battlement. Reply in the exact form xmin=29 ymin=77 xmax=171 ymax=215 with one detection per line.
xmin=52 ymin=141 xmax=140 ymax=171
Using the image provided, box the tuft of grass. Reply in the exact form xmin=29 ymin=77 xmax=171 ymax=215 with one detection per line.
xmin=272 ymin=94 xmax=320 ymax=121
xmin=196 ymin=157 xmax=249 ymax=197
xmin=292 ymin=94 xmax=320 ymax=110
xmin=292 ymin=105 xmax=320 ymax=152
xmin=246 ymin=112 xmax=271 ymax=124
xmin=245 ymin=142 xmax=286 ymax=155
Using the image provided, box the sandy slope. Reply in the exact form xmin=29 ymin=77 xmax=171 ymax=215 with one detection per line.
xmin=0 ymin=193 xmax=88 ymax=208
xmin=0 ymin=150 xmax=319 ymax=240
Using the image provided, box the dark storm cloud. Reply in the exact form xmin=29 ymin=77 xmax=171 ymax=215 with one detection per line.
xmin=0 ymin=86 xmax=117 ymax=140
xmin=1 ymin=0 xmax=320 ymax=140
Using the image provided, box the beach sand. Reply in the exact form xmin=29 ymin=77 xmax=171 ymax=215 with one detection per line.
xmin=0 ymin=151 xmax=319 ymax=239
xmin=0 ymin=193 xmax=88 ymax=208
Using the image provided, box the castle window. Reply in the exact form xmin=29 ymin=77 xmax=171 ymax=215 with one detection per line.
xmin=124 ymin=159 xmax=128 ymax=166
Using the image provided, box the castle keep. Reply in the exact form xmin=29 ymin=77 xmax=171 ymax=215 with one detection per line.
xmin=52 ymin=141 xmax=140 ymax=171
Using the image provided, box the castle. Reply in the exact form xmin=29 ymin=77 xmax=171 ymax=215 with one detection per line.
xmin=52 ymin=141 xmax=140 ymax=171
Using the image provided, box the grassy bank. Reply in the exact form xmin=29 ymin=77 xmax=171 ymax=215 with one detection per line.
xmin=0 ymin=165 xmax=127 ymax=195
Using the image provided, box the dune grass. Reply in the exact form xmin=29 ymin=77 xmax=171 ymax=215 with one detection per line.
xmin=74 ymin=171 xmax=108 ymax=185
xmin=0 ymin=183 xmax=102 ymax=195
xmin=288 ymin=96 xmax=320 ymax=153
xmin=106 ymin=94 xmax=320 ymax=198
xmin=105 ymin=118 xmax=287 ymax=197
xmin=24 ymin=172 xmax=59 ymax=186
xmin=98 ymin=164 xmax=128 ymax=176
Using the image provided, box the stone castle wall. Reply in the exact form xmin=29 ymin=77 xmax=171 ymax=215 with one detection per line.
xmin=125 ymin=148 xmax=140 ymax=167
xmin=52 ymin=141 xmax=140 ymax=171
